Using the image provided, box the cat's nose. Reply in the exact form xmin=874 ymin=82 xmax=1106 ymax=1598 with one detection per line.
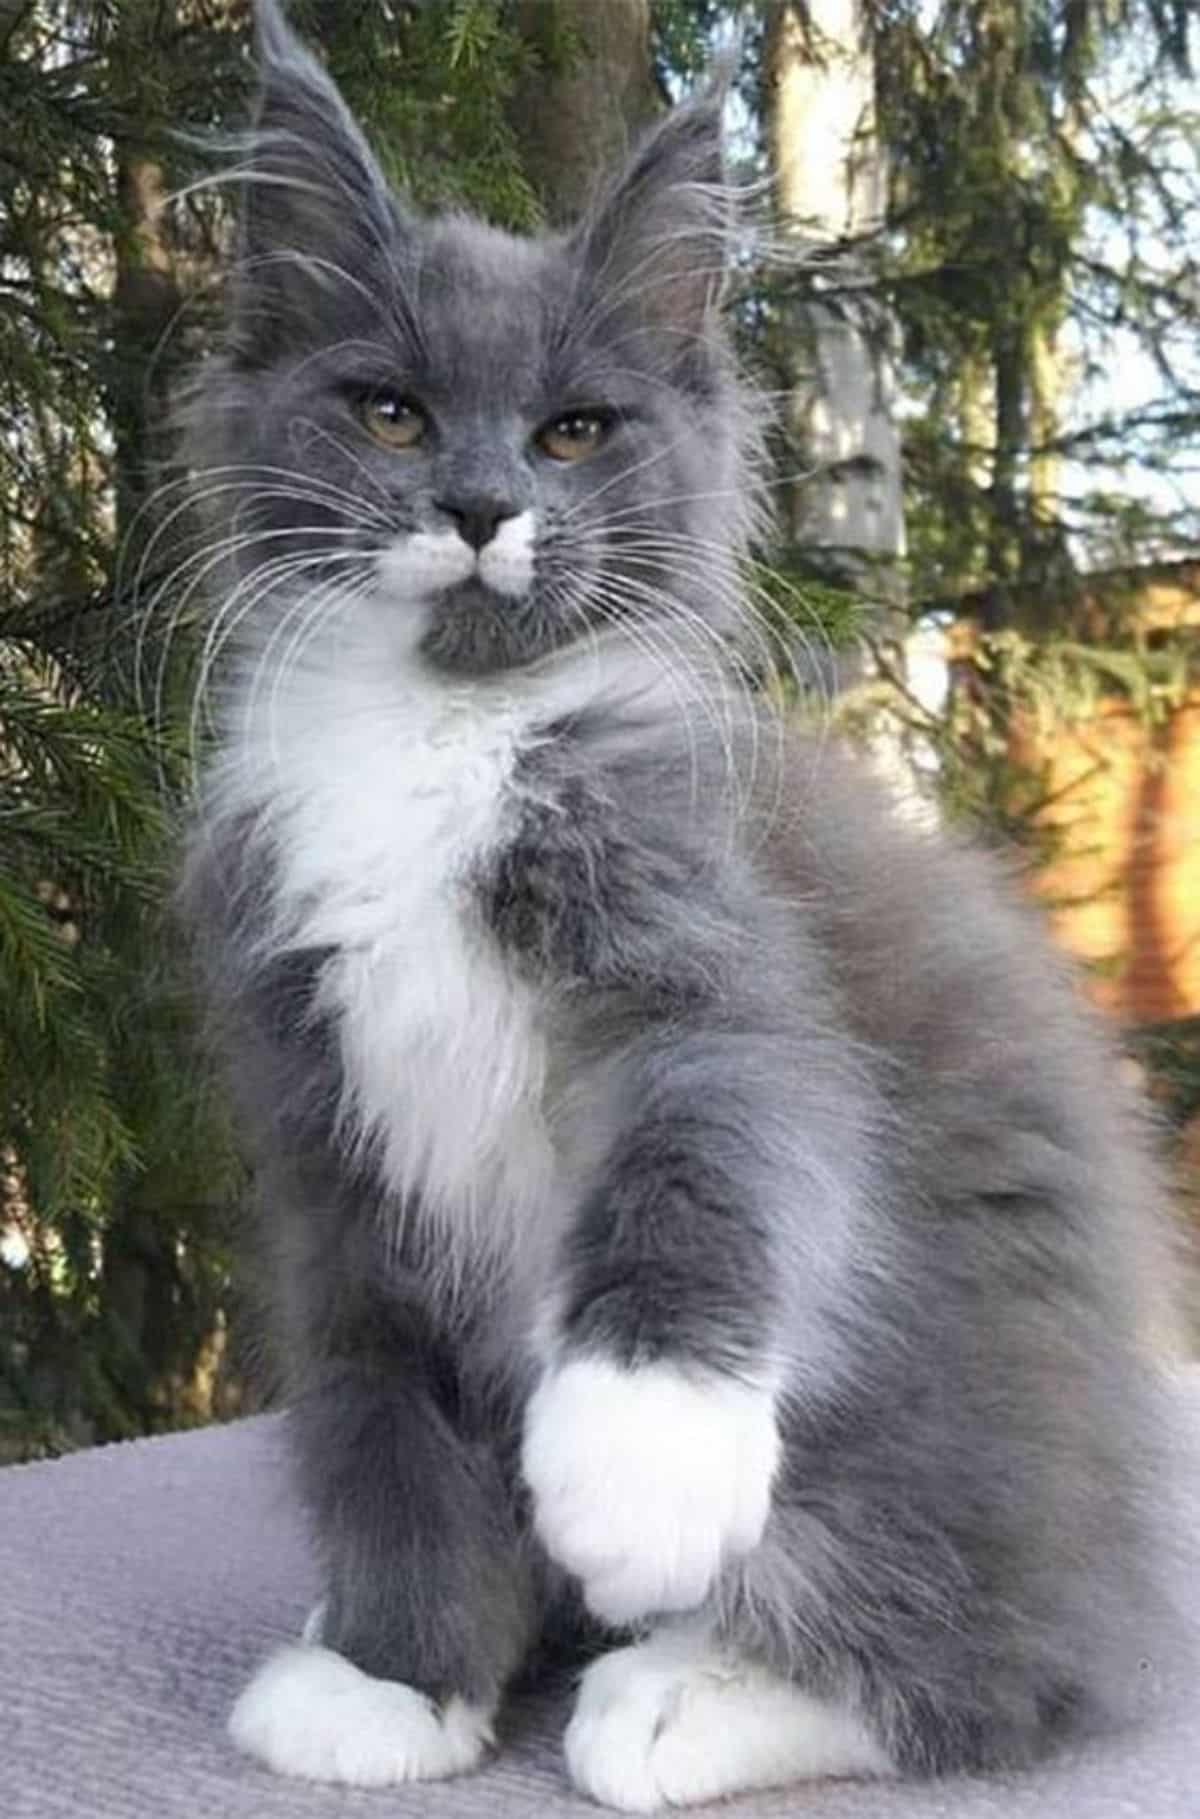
xmin=435 ymin=495 xmax=520 ymax=552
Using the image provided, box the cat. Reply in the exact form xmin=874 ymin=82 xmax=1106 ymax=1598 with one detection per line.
xmin=180 ymin=1 xmax=1181 ymax=1808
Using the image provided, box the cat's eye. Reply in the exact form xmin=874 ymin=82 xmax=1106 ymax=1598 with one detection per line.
xmin=536 ymin=409 xmax=615 ymax=463
xmin=358 ymin=390 xmax=427 ymax=450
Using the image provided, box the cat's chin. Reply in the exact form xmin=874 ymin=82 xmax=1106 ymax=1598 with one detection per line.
xmin=420 ymin=579 xmax=549 ymax=677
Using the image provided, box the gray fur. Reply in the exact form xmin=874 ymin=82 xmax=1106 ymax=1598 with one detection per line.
xmin=183 ymin=0 xmax=1182 ymax=1785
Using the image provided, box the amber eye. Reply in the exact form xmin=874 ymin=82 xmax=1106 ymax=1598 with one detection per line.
xmin=536 ymin=409 xmax=614 ymax=463
xmin=359 ymin=391 xmax=427 ymax=449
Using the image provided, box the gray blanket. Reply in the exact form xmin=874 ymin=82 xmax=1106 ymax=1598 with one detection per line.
xmin=5 ymin=1380 xmax=1199 ymax=1819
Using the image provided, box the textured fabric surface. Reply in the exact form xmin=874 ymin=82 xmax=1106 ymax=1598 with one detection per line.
xmin=4 ymin=1376 xmax=1198 ymax=1819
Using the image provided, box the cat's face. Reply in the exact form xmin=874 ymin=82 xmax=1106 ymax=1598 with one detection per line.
xmin=190 ymin=3 xmax=758 ymax=680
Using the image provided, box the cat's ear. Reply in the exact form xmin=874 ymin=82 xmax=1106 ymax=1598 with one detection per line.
xmin=231 ymin=0 xmax=398 ymax=354
xmin=574 ymin=91 xmax=734 ymax=367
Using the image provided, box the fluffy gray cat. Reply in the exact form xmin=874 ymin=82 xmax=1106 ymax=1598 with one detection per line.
xmin=182 ymin=2 xmax=1179 ymax=1807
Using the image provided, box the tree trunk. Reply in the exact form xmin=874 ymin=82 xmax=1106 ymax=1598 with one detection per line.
xmin=765 ymin=0 xmax=905 ymax=614
xmin=510 ymin=0 xmax=661 ymax=221
xmin=1028 ymin=315 xmax=1062 ymax=528
xmin=958 ymin=346 xmax=994 ymax=586
xmin=985 ymin=316 xmax=1026 ymax=623
xmin=111 ymin=150 xmax=181 ymax=557
xmin=105 ymin=0 xmax=190 ymax=567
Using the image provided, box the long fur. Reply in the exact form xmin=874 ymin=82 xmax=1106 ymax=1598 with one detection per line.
xmin=182 ymin=2 xmax=1185 ymax=1805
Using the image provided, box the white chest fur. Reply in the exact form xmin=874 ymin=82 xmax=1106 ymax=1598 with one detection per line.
xmin=217 ymin=610 xmax=561 ymax=1271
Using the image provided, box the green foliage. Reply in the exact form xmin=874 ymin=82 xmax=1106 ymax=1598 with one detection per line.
xmin=727 ymin=1 xmax=1198 ymax=620
xmin=960 ymin=626 xmax=1199 ymax=733
xmin=742 ymin=556 xmax=866 ymax=694
xmin=0 ymin=628 xmax=244 ymax=1454
xmin=0 ymin=2 xmax=252 ymax=1457
xmin=1132 ymin=1019 xmax=1200 ymax=1130
xmin=871 ymin=0 xmax=1199 ymax=604
xmin=308 ymin=0 xmax=543 ymax=227
xmin=1 ymin=675 xmax=154 ymax=1199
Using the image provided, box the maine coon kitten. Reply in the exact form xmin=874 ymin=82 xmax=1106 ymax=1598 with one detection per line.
xmin=182 ymin=2 xmax=1179 ymax=1808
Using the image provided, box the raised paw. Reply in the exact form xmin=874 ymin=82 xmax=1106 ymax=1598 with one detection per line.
xmin=521 ymin=1357 xmax=779 ymax=1625
xmin=228 ymin=1643 xmax=493 ymax=1786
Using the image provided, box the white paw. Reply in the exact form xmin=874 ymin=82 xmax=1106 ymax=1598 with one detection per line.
xmin=565 ymin=1629 xmax=891 ymax=1812
xmin=228 ymin=1643 xmax=493 ymax=1786
xmin=521 ymin=1357 xmax=779 ymax=1625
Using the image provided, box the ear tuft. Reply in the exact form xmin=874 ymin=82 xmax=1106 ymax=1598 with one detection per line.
xmin=575 ymin=92 xmax=734 ymax=363
xmin=254 ymin=0 xmax=303 ymax=67
xmin=231 ymin=0 xmax=396 ymax=357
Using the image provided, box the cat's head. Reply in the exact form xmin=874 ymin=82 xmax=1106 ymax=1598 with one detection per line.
xmin=186 ymin=0 xmax=762 ymax=681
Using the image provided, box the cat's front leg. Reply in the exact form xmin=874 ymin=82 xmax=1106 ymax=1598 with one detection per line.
xmin=230 ymin=1354 xmax=535 ymax=1786
xmin=522 ymin=1028 xmax=821 ymax=1626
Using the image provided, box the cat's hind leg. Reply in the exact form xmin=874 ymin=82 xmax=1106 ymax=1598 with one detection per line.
xmin=564 ymin=1623 xmax=891 ymax=1813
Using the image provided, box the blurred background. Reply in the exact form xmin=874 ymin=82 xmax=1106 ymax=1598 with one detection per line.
xmin=1 ymin=0 xmax=1197 ymax=1459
